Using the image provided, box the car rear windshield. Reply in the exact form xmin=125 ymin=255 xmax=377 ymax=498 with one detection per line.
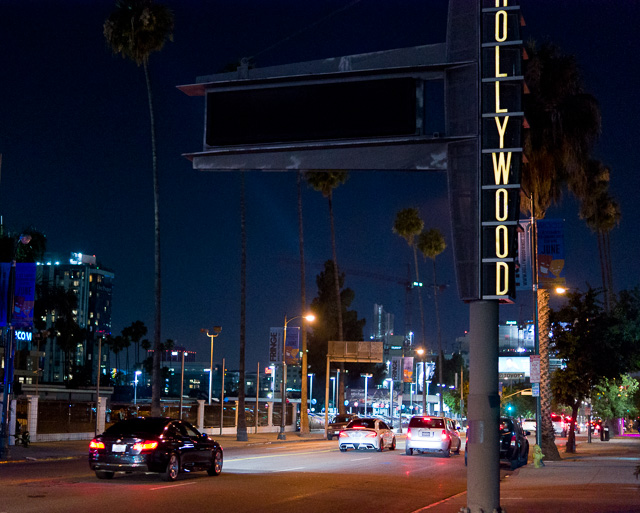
xmin=103 ymin=418 xmax=169 ymax=436
xmin=348 ymin=419 xmax=376 ymax=429
xmin=409 ymin=417 xmax=444 ymax=429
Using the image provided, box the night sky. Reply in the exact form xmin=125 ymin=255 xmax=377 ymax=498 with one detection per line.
xmin=1 ymin=1 xmax=638 ymax=372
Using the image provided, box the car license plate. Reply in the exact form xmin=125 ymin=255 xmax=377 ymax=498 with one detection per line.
xmin=112 ymin=444 xmax=127 ymax=452
xmin=419 ymin=430 xmax=431 ymax=437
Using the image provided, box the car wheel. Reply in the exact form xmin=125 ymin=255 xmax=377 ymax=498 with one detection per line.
xmin=390 ymin=437 xmax=396 ymax=450
xmin=339 ymin=446 xmax=347 ymax=452
xmin=327 ymin=434 xmax=333 ymax=441
xmin=162 ymin=453 xmax=180 ymax=481
xmin=377 ymin=440 xmax=384 ymax=452
xmin=442 ymin=445 xmax=451 ymax=458
xmin=454 ymin=440 xmax=461 ymax=454
xmin=95 ymin=470 xmax=114 ymax=480
xmin=405 ymin=446 xmax=413 ymax=456
xmin=464 ymin=450 xmax=467 ymax=466
xmin=207 ymin=449 xmax=223 ymax=476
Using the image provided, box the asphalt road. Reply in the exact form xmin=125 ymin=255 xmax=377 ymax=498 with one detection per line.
xmin=1 ymin=439 xmax=477 ymax=513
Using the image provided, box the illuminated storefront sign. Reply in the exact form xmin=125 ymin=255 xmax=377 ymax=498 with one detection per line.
xmin=480 ymin=0 xmax=523 ymax=301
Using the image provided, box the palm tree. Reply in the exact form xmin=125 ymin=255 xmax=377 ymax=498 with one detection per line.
xmin=122 ymin=320 xmax=148 ymax=372
xmin=104 ymin=0 xmax=174 ymax=417
xmin=393 ymin=208 xmax=427 ymax=353
xmin=578 ymin=159 xmax=621 ymax=312
xmin=416 ymin=228 xmax=446 ymax=414
xmin=237 ymin=171 xmax=248 ymax=441
xmin=523 ymin=41 xmax=601 ymax=460
xmin=305 ymin=171 xmax=348 ymax=413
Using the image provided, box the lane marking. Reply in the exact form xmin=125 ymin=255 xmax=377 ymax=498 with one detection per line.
xmin=226 ymin=448 xmax=334 ymax=463
xmin=410 ymin=490 xmax=467 ymax=512
xmin=150 ymin=481 xmax=196 ymax=491
xmin=272 ymin=466 xmax=306 ymax=473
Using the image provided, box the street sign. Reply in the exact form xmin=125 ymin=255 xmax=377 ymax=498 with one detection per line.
xmin=531 ymin=383 xmax=540 ymax=397
xmin=530 ymin=355 xmax=541 ymax=383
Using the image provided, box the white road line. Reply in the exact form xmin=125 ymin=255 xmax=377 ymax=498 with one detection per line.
xmin=272 ymin=467 xmax=306 ymax=472
xmin=352 ymin=457 xmax=372 ymax=461
xmin=150 ymin=481 xmax=197 ymax=491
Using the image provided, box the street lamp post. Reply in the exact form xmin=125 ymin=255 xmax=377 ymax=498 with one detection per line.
xmin=134 ymin=370 xmax=142 ymax=405
xmin=330 ymin=376 xmax=336 ymax=412
xmin=385 ymin=378 xmax=394 ymax=428
xmin=308 ymin=373 xmax=314 ymax=411
xmin=416 ymin=347 xmax=426 ymax=414
xmin=278 ymin=313 xmax=315 ymax=440
xmin=201 ymin=326 xmax=222 ymax=405
xmin=361 ymin=373 xmax=372 ymax=416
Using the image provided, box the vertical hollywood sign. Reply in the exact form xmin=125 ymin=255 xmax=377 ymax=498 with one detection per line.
xmin=480 ymin=0 xmax=523 ymax=301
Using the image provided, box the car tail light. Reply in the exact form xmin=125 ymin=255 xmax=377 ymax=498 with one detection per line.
xmin=407 ymin=429 xmax=412 ymax=440
xmin=89 ymin=439 xmax=105 ymax=450
xmin=365 ymin=431 xmax=377 ymax=438
xmin=440 ymin=430 xmax=449 ymax=441
xmin=132 ymin=441 xmax=159 ymax=452
xmin=339 ymin=431 xmax=347 ymax=438
xmin=510 ymin=435 xmax=516 ymax=446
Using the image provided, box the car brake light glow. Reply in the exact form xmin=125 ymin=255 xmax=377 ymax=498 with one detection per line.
xmin=407 ymin=430 xmax=412 ymax=439
xmin=440 ymin=430 xmax=449 ymax=441
xmin=510 ymin=435 xmax=516 ymax=446
xmin=133 ymin=441 xmax=159 ymax=452
xmin=339 ymin=431 xmax=347 ymax=438
xmin=89 ymin=439 xmax=105 ymax=450
xmin=365 ymin=431 xmax=377 ymax=438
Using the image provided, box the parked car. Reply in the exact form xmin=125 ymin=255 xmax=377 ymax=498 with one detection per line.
xmin=89 ymin=417 xmax=223 ymax=481
xmin=465 ymin=417 xmax=530 ymax=469
xmin=327 ymin=414 xmax=359 ymax=440
xmin=521 ymin=418 xmax=536 ymax=433
xmin=500 ymin=417 xmax=530 ymax=469
xmin=405 ymin=416 xmax=461 ymax=458
xmin=551 ymin=413 xmax=567 ymax=436
xmin=338 ymin=417 xmax=396 ymax=452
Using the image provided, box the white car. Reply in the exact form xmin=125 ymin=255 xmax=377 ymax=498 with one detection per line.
xmin=522 ymin=418 xmax=536 ymax=433
xmin=405 ymin=416 xmax=462 ymax=457
xmin=338 ymin=418 xmax=396 ymax=452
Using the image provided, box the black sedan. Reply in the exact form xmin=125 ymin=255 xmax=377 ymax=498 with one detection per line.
xmin=89 ymin=417 xmax=223 ymax=481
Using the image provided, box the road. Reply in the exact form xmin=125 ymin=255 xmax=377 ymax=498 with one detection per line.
xmin=0 ymin=438 xmax=487 ymax=513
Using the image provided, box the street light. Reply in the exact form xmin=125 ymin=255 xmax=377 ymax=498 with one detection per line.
xmin=330 ymin=376 xmax=336 ymax=412
xmin=416 ymin=347 xmax=426 ymax=414
xmin=278 ymin=313 xmax=315 ymax=440
xmin=201 ymin=326 xmax=222 ymax=405
xmin=385 ymin=378 xmax=394 ymax=428
xmin=308 ymin=373 xmax=314 ymax=411
xmin=134 ymin=370 xmax=142 ymax=405
xmin=0 ymin=233 xmax=32 ymax=460
xmin=361 ymin=373 xmax=372 ymax=416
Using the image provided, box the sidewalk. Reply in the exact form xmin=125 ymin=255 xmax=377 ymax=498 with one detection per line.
xmin=425 ymin=434 xmax=640 ymax=513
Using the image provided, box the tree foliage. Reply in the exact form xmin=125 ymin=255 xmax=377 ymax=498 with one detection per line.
xmin=592 ymin=375 xmax=639 ymax=422
xmin=307 ymin=260 xmax=370 ymax=406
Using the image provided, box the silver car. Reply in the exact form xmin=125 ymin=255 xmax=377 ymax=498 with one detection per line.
xmin=338 ymin=418 xmax=396 ymax=452
xmin=405 ymin=416 xmax=461 ymax=457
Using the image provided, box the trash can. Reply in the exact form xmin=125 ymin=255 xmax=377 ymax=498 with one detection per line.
xmin=600 ymin=426 xmax=610 ymax=441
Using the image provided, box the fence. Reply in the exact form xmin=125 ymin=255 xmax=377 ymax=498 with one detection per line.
xmin=10 ymin=396 xmax=300 ymax=443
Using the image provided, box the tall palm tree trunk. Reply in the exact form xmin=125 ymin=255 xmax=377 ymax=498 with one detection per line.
xmin=328 ymin=192 xmax=345 ymax=414
xmin=413 ymin=246 xmax=427 ymax=352
xmin=538 ymin=289 xmax=561 ymax=460
xmin=432 ymin=259 xmax=444 ymax=414
xmin=144 ymin=61 xmax=162 ymax=417
xmin=237 ymin=172 xmax=248 ymax=441
xmin=298 ymin=171 xmax=310 ymax=434
xmin=597 ymin=231 xmax=608 ymax=311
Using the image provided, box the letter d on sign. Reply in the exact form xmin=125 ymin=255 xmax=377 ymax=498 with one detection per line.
xmin=496 ymin=261 xmax=509 ymax=295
